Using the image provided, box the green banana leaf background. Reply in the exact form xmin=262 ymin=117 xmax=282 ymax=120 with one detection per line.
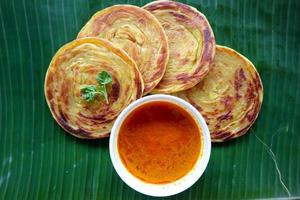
xmin=0 ymin=0 xmax=299 ymax=199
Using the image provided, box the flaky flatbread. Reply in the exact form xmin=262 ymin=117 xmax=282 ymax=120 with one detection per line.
xmin=44 ymin=38 xmax=143 ymax=139
xmin=144 ymin=1 xmax=215 ymax=93
xmin=174 ymin=45 xmax=263 ymax=142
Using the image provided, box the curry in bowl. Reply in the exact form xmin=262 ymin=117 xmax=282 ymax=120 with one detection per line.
xmin=118 ymin=100 xmax=203 ymax=184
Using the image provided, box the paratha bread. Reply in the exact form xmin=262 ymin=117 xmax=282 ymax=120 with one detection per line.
xmin=144 ymin=0 xmax=215 ymax=93
xmin=44 ymin=38 xmax=144 ymax=139
xmin=77 ymin=5 xmax=169 ymax=94
xmin=174 ymin=45 xmax=263 ymax=142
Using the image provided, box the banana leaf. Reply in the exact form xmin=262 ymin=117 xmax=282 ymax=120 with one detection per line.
xmin=0 ymin=0 xmax=299 ymax=199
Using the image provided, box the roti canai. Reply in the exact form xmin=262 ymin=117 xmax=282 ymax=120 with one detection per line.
xmin=44 ymin=38 xmax=143 ymax=139
xmin=174 ymin=45 xmax=263 ymax=142
xmin=144 ymin=0 xmax=215 ymax=93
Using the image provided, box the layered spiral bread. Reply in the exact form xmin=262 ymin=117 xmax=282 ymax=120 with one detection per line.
xmin=44 ymin=38 xmax=144 ymax=139
xmin=144 ymin=0 xmax=215 ymax=93
xmin=174 ymin=45 xmax=263 ymax=142
xmin=77 ymin=5 xmax=169 ymax=94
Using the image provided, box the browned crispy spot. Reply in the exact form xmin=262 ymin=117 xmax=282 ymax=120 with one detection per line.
xmin=234 ymin=69 xmax=245 ymax=89
xmin=209 ymin=108 xmax=220 ymax=116
xmin=192 ymin=63 xmax=204 ymax=76
xmin=149 ymin=0 xmax=201 ymax=28
xmin=45 ymin=73 xmax=54 ymax=100
xmin=135 ymin=75 xmax=143 ymax=98
xmin=221 ymin=134 xmax=236 ymax=142
xmin=212 ymin=131 xmax=232 ymax=140
xmin=239 ymin=68 xmax=246 ymax=79
xmin=245 ymin=83 xmax=256 ymax=106
xmin=255 ymin=72 xmax=263 ymax=90
xmin=191 ymin=102 xmax=203 ymax=112
xmin=221 ymin=95 xmax=233 ymax=108
xmin=46 ymin=71 xmax=54 ymax=85
xmin=79 ymin=112 xmax=106 ymax=121
xmin=246 ymin=108 xmax=258 ymax=123
xmin=91 ymin=14 xmax=111 ymax=35
xmin=201 ymin=113 xmax=209 ymax=121
xmin=59 ymin=110 xmax=69 ymax=123
xmin=234 ymin=68 xmax=246 ymax=99
xmin=151 ymin=45 xmax=168 ymax=81
xmin=79 ymin=113 xmax=115 ymax=124
xmin=171 ymin=11 xmax=198 ymax=28
xmin=151 ymin=68 xmax=165 ymax=84
xmin=46 ymin=88 xmax=53 ymax=101
xmin=217 ymin=111 xmax=233 ymax=122
xmin=78 ymin=112 xmax=115 ymax=125
xmin=57 ymin=112 xmax=92 ymax=138
xmin=159 ymin=1 xmax=196 ymax=16
xmin=176 ymin=73 xmax=190 ymax=83
xmin=245 ymin=93 xmax=260 ymax=123
xmin=202 ymin=28 xmax=214 ymax=62
xmin=145 ymin=1 xmax=174 ymax=11
xmin=169 ymin=11 xmax=188 ymax=21
xmin=53 ymin=56 xmax=64 ymax=68
xmin=192 ymin=38 xmax=213 ymax=78
xmin=204 ymin=28 xmax=212 ymax=44
xmin=60 ymin=81 xmax=70 ymax=105
xmin=235 ymin=126 xmax=251 ymax=138
xmin=74 ymin=128 xmax=93 ymax=138
xmin=98 ymin=132 xmax=110 ymax=138
xmin=109 ymin=81 xmax=120 ymax=103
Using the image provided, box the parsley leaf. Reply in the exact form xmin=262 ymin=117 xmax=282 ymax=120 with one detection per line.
xmin=80 ymin=71 xmax=112 ymax=104
xmin=96 ymin=71 xmax=112 ymax=85
xmin=80 ymin=85 xmax=99 ymax=102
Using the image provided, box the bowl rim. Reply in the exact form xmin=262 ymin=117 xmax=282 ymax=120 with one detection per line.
xmin=109 ymin=94 xmax=211 ymax=197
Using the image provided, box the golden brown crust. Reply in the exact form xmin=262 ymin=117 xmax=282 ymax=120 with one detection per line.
xmin=77 ymin=5 xmax=169 ymax=94
xmin=144 ymin=0 xmax=215 ymax=93
xmin=174 ymin=45 xmax=263 ymax=142
xmin=44 ymin=37 xmax=144 ymax=139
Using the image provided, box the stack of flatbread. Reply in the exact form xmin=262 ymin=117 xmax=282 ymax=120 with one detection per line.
xmin=45 ymin=1 xmax=263 ymax=142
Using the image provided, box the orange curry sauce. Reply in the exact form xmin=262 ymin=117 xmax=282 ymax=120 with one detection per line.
xmin=118 ymin=101 xmax=202 ymax=184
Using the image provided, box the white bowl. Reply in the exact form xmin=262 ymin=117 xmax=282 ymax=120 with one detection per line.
xmin=109 ymin=94 xmax=211 ymax=197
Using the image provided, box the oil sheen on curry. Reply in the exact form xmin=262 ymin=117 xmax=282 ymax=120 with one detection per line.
xmin=118 ymin=101 xmax=203 ymax=184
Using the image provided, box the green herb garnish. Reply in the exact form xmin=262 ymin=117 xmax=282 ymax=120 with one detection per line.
xmin=81 ymin=71 xmax=112 ymax=104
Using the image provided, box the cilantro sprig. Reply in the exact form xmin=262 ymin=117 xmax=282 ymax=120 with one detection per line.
xmin=80 ymin=71 xmax=112 ymax=104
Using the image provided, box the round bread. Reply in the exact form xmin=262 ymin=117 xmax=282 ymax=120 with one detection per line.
xmin=174 ymin=45 xmax=263 ymax=142
xmin=77 ymin=5 xmax=169 ymax=94
xmin=144 ymin=0 xmax=215 ymax=93
xmin=44 ymin=37 xmax=144 ymax=139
